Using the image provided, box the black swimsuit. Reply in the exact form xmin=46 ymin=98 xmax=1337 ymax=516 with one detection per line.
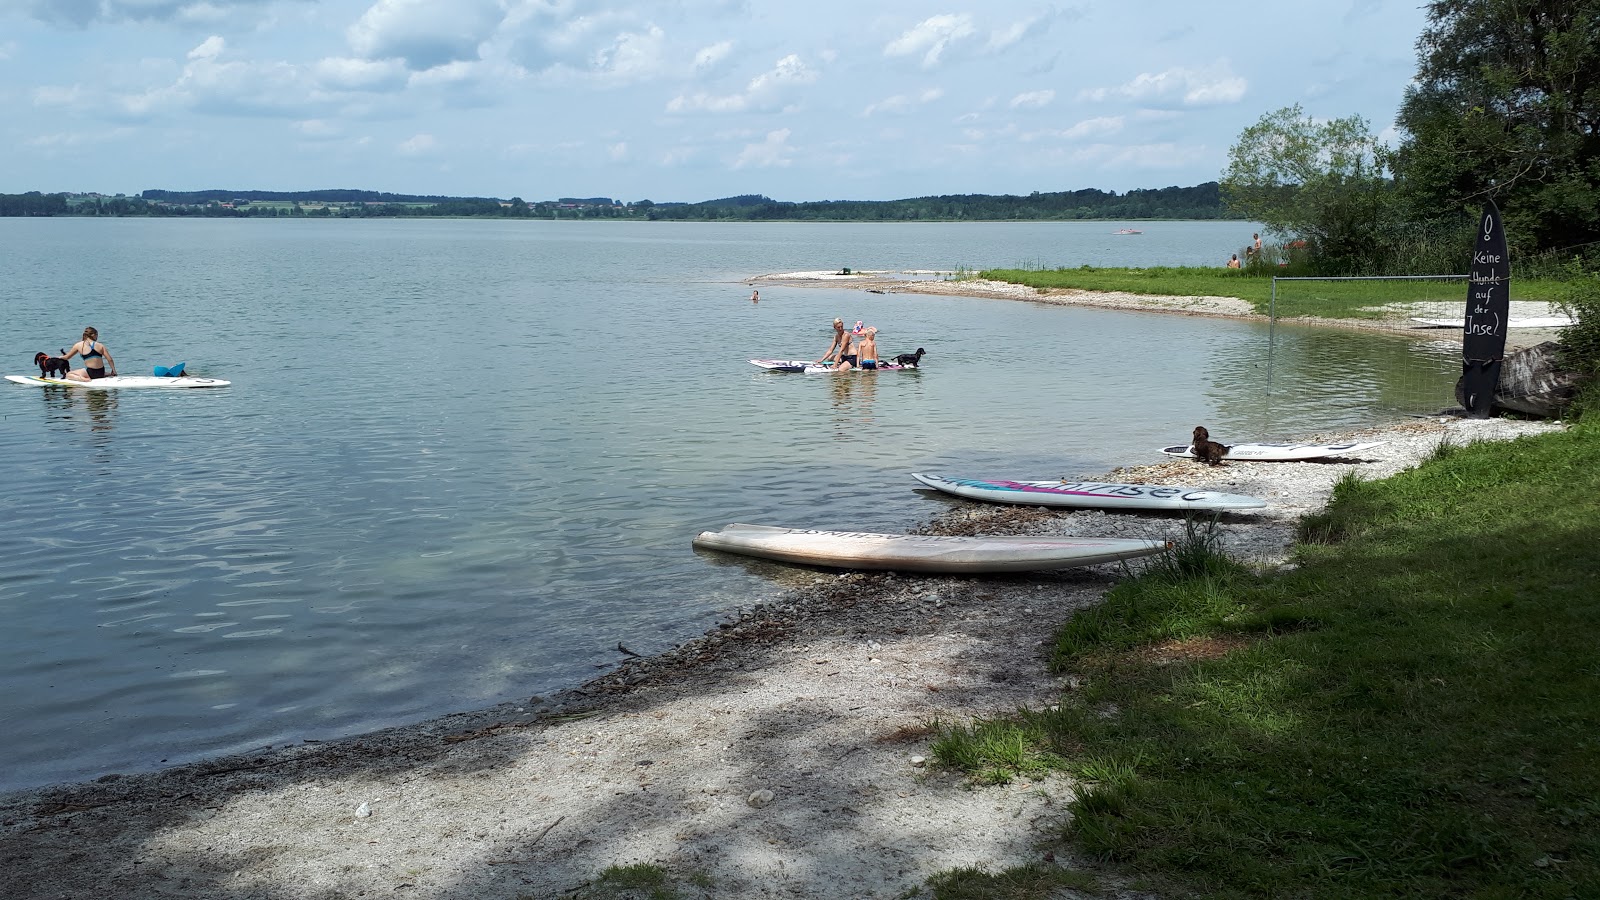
xmin=82 ymin=341 xmax=108 ymax=378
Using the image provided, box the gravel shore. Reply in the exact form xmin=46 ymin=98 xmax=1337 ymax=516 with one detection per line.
xmin=0 ymin=276 xmax=1568 ymax=899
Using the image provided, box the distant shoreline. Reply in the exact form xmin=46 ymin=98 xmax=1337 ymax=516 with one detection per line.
xmin=750 ymin=270 xmax=1571 ymax=351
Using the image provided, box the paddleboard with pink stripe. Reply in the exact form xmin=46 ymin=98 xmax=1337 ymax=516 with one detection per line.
xmin=911 ymin=473 xmax=1266 ymax=511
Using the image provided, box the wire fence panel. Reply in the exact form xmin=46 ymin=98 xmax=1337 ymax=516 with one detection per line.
xmin=1264 ymin=275 xmax=1467 ymax=420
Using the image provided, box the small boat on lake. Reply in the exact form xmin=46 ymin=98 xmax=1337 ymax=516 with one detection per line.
xmin=1111 ymin=228 xmax=1143 ymax=235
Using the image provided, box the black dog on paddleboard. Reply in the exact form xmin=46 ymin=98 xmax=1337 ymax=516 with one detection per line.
xmin=893 ymin=348 xmax=926 ymax=368
xmin=1191 ymin=426 xmax=1230 ymax=466
xmin=34 ymin=352 xmax=71 ymax=379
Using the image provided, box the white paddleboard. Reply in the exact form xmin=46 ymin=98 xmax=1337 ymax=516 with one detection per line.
xmin=750 ymin=358 xmax=916 ymax=373
xmin=6 ymin=374 xmax=231 ymax=389
xmin=1161 ymin=441 xmax=1384 ymax=461
xmin=911 ymin=473 xmax=1266 ymax=511
xmin=693 ymin=523 xmax=1167 ymax=574
xmin=1411 ymin=316 xmax=1573 ymax=329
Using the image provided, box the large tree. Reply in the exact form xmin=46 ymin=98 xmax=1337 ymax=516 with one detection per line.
xmin=1221 ymin=104 xmax=1400 ymax=271
xmin=1394 ymin=0 xmax=1600 ymax=256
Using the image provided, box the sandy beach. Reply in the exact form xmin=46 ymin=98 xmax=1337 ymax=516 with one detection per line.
xmin=0 ymin=278 xmax=1569 ymax=899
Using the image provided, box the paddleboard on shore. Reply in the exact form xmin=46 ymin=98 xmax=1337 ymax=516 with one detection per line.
xmin=911 ymin=473 xmax=1267 ymax=511
xmin=6 ymin=374 xmax=231 ymax=389
xmin=1411 ymin=316 xmax=1572 ymax=329
xmin=750 ymin=358 xmax=915 ymax=373
xmin=693 ymin=524 xmax=1168 ymax=574
xmin=1161 ymin=441 xmax=1384 ymax=461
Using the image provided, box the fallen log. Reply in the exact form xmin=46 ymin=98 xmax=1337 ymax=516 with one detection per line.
xmin=1455 ymin=341 xmax=1590 ymax=418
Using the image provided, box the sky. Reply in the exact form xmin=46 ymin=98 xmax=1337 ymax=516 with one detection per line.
xmin=0 ymin=1 xmax=1432 ymax=202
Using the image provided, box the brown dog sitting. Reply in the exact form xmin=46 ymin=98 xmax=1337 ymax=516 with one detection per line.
xmin=1192 ymin=426 xmax=1230 ymax=466
xmin=34 ymin=352 xmax=71 ymax=379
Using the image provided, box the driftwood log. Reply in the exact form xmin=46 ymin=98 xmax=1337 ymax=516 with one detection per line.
xmin=1455 ymin=341 xmax=1590 ymax=418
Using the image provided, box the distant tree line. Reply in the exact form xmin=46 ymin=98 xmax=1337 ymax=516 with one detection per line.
xmin=0 ymin=192 xmax=68 ymax=216
xmin=642 ymin=184 xmax=1236 ymax=221
xmin=3 ymin=183 xmax=1238 ymax=220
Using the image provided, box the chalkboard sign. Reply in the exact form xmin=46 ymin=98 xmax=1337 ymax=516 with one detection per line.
xmin=1461 ymin=201 xmax=1510 ymax=416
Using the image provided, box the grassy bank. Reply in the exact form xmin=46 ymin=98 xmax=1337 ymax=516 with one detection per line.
xmin=932 ymin=425 xmax=1600 ymax=898
xmin=980 ymin=267 xmax=1566 ymax=319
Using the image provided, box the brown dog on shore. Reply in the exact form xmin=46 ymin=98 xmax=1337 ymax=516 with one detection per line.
xmin=34 ymin=352 xmax=71 ymax=379
xmin=1192 ymin=426 xmax=1230 ymax=466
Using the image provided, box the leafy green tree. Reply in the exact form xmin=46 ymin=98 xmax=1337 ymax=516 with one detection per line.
xmin=1221 ymin=104 xmax=1401 ymax=271
xmin=1393 ymin=0 xmax=1600 ymax=258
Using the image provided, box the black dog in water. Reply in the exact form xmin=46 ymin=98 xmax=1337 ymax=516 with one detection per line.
xmin=893 ymin=348 xmax=926 ymax=368
xmin=34 ymin=352 xmax=70 ymax=379
xmin=1191 ymin=425 xmax=1230 ymax=466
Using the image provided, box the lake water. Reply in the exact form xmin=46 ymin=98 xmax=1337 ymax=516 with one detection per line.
xmin=0 ymin=219 xmax=1459 ymax=791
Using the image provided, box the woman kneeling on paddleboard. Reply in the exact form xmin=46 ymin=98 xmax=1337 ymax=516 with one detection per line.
xmin=62 ymin=327 xmax=116 ymax=382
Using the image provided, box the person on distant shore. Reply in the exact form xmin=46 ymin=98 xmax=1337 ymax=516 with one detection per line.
xmin=855 ymin=327 xmax=882 ymax=370
xmin=1253 ymin=233 xmax=1263 ymax=252
xmin=1226 ymin=253 xmax=1241 ymax=269
xmin=815 ymin=317 xmax=847 ymax=365
xmin=61 ymin=326 xmax=116 ymax=381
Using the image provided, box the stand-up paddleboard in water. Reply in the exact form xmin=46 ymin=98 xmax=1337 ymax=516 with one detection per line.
xmin=750 ymin=358 xmax=916 ymax=373
xmin=6 ymin=374 xmax=231 ymax=389
xmin=692 ymin=524 xmax=1167 ymax=574
xmin=1160 ymin=441 xmax=1384 ymax=461
xmin=1461 ymin=201 xmax=1511 ymax=417
xmin=911 ymin=473 xmax=1267 ymax=511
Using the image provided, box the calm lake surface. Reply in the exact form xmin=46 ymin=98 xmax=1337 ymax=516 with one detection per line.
xmin=0 ymin=219 xmax=1458 ymax=791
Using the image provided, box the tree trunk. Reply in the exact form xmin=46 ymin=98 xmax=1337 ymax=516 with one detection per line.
xmin=1454 ymin=341 xmax=1589 ymax=417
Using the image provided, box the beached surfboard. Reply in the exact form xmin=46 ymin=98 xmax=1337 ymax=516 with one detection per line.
xmin=692 ymin=523 xmax=1167 ymax=574
xmin=911 ymin=473 xmax=1267 ymax=511
xmin=1160 ymin=441 xmax=1384 ymax=461
xmin=6 ymin=374 xmax=231 ymax=389
xmin=750 ymin=358 xmax=915 ymax=373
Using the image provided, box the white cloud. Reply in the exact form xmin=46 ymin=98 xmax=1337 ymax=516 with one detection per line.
xmin=734 ymin=128 xmax=792 ymax=168
xmin=1079 ymin=62 xmax=1247 ymax=108
xmin=348 ymin=0 xmax=503 ymax=71
xmin=397 ymin=133 xmax=436 ymax=155
xmin=693 ymin=40 xmax=734 ymax=74
xmin=667 ymin=53 xmax=817 ymax=114
xmin=1008 ymin=89 xmax=1053 ymax=109
xmin=609 ymin=141 xmax=628 ymax=161
xmin=313 ymin=57 xmax=409 ymax=92
xmin=591 ymin=26 xmax=666 ymax=81
xmin=188 ymin=35 xmax=225 ymax=61
xmin=862 ymin=87 xmax=944 ymax=117
xmin=0 ymin=40 xmax=17 ymax=61
xmin=294 ymin=119 xmax=340 ymax=138
xmin=884 ymin=14 xmax=975 ymax=68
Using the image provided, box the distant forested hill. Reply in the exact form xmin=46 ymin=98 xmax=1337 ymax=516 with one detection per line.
xmin=644 ymin=184 xmax=1237 ymax=221
xmin=5 ymin=183 xmax=1237 ymax=220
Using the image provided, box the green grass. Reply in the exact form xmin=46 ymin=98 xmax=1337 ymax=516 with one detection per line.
xmin=980 ymin=266 xmax=1567 ymax=319
xmin=927 ymin=864 xmax=1100 ymax=898
xmin=571 ymin=862 xmax=712 ymax=899
xmin=932 ymin=426 xmax=1600 ymax=898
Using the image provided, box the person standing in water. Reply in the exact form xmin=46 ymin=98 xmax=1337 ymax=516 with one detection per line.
xmin=62 ymin=326 xmax=116 ymax=381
